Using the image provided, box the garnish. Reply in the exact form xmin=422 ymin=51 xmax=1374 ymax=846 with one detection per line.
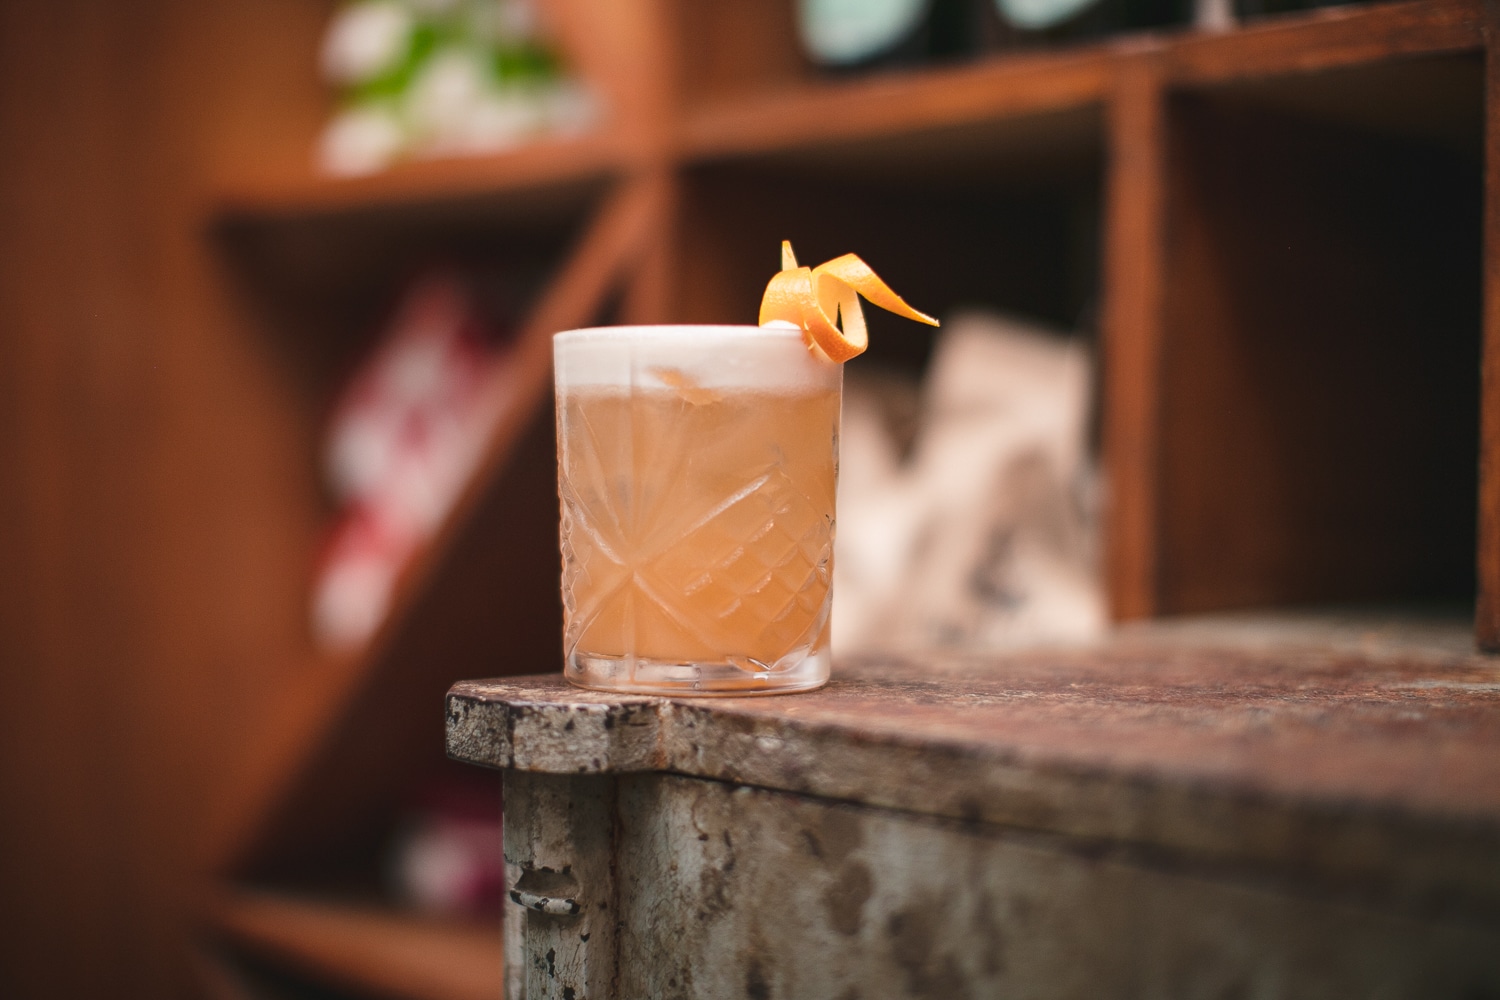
xmin=758 ymin=240 xmax=938 ymax=362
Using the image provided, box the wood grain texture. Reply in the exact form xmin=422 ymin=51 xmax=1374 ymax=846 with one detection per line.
xmin=203 ymin=888 xmax=502 ymax=1000
xmin=217 ymin=131 xmax=622 ymax=223
xmin=680 ymin=47 xmax=1110 ymax=162
xmin=207 ymin=1 xmax=1488 ymax=228
xmin=1478 ymin=2 xmax=1500 ymax=650
xmin=0 ymin=0 xmax=333 ymax=996
xmin=1101 ymin=59 xmax=1167 ymax=621
xmin=543 ymin=0 xmax=677 ymax=163
xmin=1157 ymin=94 xmax=1481 ymax=613
xmin=3 ymin=1 xmax=1493 ymax=996
xmin=618 ymin=170 xmax=680 ymax=325
xmin=450 ymin=613 xmax=1500 ymax=919
xmin=1165 ymin=0 xmax=1484 ymax=85
xmin=671 ymin=0 xmax=808 ymax=106
xmin=0 ymin=3 xmax=158 ymax=990
xmin=210 ymin=175 xmax=665 ymax=879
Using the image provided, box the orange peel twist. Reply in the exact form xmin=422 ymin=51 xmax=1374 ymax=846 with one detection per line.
xmin=758 ymin=240 xmax=938 ymax=363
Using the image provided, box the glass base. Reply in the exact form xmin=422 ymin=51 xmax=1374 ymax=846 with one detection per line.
xmin=565 ymin=646 xmax=830 ymax=697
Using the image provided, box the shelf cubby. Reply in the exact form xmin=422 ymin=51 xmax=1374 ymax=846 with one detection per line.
xmin=673 ymin=149 xmax=1101 ymax=379
xmin=1152 ymin=53 xmax=1484 ymax=614
xmin=195 ymin=1 xmax=1500 ymax=994
xmin=208 ymin=178 xmax=662 ymax=887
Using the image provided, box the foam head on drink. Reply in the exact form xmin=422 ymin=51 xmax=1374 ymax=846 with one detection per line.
xmin=555 ymin=243 xmax=936 ymax=695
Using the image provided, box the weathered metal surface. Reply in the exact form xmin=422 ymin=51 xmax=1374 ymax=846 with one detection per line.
xmin=502 ymin=772 xmax=617 ymax=1000
xmin=613 ymin=774 xmax=1500 ymax=999
xmin=449 ymin=615 xmax=1500 ymax=918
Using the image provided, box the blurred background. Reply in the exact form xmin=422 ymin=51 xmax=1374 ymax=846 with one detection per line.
xmin=0 ymin=0 xmax=1484 ymax=996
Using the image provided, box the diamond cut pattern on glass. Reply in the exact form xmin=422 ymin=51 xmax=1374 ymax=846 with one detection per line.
xmin=559 ymin=391 xmax=833 ymax=669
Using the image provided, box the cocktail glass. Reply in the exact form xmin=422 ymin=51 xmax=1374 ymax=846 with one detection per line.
xmin=554 ymin=324 xmax=840 ymax=695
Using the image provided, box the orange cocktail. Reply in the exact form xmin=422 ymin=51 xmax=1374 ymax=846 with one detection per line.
xmin=555 ymin=325 xmax=841 ymax=694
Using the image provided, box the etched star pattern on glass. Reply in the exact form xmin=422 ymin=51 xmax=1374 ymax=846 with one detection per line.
xmin=554 ymin=325 xmax=840 ymax=695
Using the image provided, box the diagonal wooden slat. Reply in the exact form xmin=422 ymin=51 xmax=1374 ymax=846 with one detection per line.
xmin=203 ymin=173 xmax=666 ymax=878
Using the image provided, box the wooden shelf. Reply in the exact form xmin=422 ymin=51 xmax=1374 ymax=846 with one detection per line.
xmin=208 ymin=2 xmax=1498 ymax=884
xmin=679 ymin=46 xmax=1111 ymax=166
xmin=1147 ymin=75 xmax=1481 ymax=615
xmin=1163 ymin=0 xmax=1481 ymax=85
xmin=191 ymin=0 xmax=1500 ymax=992
xmin=216 ymin=130 xmax=623 ymax=227
xmin=207 ymin=176 xmax=663 ymax=879
xmin=210 ymin=3 xmax=1485 ymax=229
xmin=203 ymin=888 xmax=501 ymax=1000
xmin=1183 ymin=50 xmax=1483 ymax=153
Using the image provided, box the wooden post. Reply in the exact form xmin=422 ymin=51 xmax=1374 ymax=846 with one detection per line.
xmin=1479 ymin=2 xmax=1500 ymax=650
xmin=1102 ymin=58 xmax=1168 ymax=620
xmin=620 ymin=169 xmax=679 ymax=325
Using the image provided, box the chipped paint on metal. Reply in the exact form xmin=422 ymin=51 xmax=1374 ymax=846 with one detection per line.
xmin=461 ymin=620 xmax=1500 ymax=996
xmin=452 ymin=638 xmax=1500 ymax=917
xmin=495 ymin=771 xmax=1500 ymax=999
xmin=502 ymin=772 xmax=616 ymax=999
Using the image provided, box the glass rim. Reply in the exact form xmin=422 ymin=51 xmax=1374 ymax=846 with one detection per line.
xmin=553 ymin=321 xmax=837 ymax=390
xmin=554 ymin=323 xmax=802 ymax=345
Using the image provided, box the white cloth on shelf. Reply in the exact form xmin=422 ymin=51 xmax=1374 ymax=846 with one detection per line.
xmin=833 ymin=310 xmax=1105 ymax=654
